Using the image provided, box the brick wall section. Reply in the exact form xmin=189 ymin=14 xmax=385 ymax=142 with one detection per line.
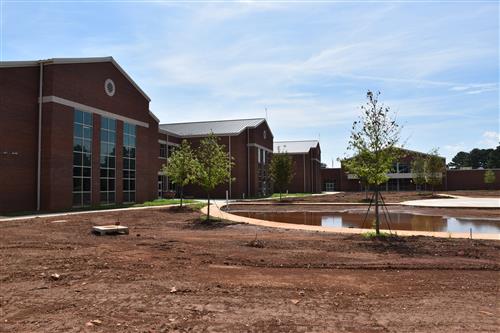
xmin=160 ymin=121 xmax=273 ymax=199
xmin=0 ymin=61 xmax=159 ymax=213
xmin=446 ymin=169 xmax=500 ymax=190
xmin=283 ymin=144 xmax=322 ymax=194
xmin=0 ymin=66 xmax=39 ymax=212
xmin=320 ymin=168 xmax=499 ymax=191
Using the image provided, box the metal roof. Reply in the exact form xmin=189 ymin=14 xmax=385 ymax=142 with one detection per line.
xmin=159 ymin=118 xmax=268 ymax=137
xmin=274 ymin=140 xmax=319 ymax=154
xmin=0 ymin=56 xmax=151 ymax=102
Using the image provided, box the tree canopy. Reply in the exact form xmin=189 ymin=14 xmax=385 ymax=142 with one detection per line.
xmin=269 ymin=150 xmax=295 ymax=201
xmin=344 ymin=91 xmax=402 ymax=187
xmin=448 ymin=146 xmax=500 ymax=169
xmin=162 ymin=140 xmax=200 ymax=207
xmin=424 ymin=148 xmax=445 ymax=193
xmin=196 ymin=133 xmax=234 ymax=220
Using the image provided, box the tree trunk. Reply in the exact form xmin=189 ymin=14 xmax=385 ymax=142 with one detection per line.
xmin=180 ymin=185 xmax=184 ymax=208
xmin=206 ymin=192 xmax=210 ymax=221
xmin=375 ymin=186 xmax=380 ymax=235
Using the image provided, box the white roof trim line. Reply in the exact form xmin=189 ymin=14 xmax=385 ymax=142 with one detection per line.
xmin=41 ymin=96 xmax=149 ymax=128
xmin=247 ymin=143 xmax=273 ymax=153
xmin=159 ymin=128 xmax=182 ymax=137
xmin=149 ymin=110 xmax=160 ymax=123
xmin=158 ymin=139 xmax=180 ymax=147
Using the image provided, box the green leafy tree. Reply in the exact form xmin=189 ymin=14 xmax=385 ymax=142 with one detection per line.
xmin=344 ymin=90 xmax=401 ymax=235
xmin=424 ymin=148 xmax=445 ymax=194
xmin=484 ymin=170 xmax=496 ymax=189
xmin=269 ymin=149 xmax=295 ymax=201
xmin=470 ymin=148 xmax=491 ymax=169
xmin=448 ymin=151 xmax=471 ymax=169
xmin=162 ymin=140 xmax=200 ymax=208
xmin=487 ymin=146 xmax=500 ymax=168
xmin=411 ymin=156 xmax=426 ymax=191
xmin=196 ymin=133 xmax=234 ymax=220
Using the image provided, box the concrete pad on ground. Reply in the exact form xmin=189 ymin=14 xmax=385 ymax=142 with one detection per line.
xmin=401 ymin=198 xmax=500 ymax=209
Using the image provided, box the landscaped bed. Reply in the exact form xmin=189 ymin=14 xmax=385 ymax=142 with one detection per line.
xmin=1 ymin=206 xmax=499 ymax=332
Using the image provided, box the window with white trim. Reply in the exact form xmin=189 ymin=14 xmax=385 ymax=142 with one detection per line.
xmin=100 ymin=117 xmax=116 ymax=204
xmin=160 ymin=143 xmax=167 ymax=158
xmin=123 ymin=123 xmax=136 ymax=203
xmin=73 ymin=109 xmax=92 ymax=207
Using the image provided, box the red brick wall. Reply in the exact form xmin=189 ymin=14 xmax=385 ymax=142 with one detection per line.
xmin=45 ymin=63 xmax=150 ymax=123
xmin=446 ymin=169 xmax=500 ymax=190
xmin=160 ymin=121 xmax=274 ymax=199
xmin=0 ymin=66 xmax=39 ymax=212
xmin=0 ymin=61 xmax=158 ymax=213
xmin=284 ymin=144 xmax=322 ymax=194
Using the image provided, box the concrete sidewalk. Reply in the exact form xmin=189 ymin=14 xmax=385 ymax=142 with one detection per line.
xmin=0 ymin=204 xmax=177 ymax=222
xmin=401 ymin=197 xmax=500 ymax=209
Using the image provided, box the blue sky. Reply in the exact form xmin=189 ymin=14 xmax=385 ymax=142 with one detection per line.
xmin=1 ymin=0 xmax=498 ymax=166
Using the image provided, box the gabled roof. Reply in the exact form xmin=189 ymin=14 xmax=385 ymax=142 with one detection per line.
xmin=274 ymin=140 xmax=319 ymax=154
xmin=159 ymin=118 xmax=269 ymax=137
xmin=0 ymin=56 xmax=151 ymax=102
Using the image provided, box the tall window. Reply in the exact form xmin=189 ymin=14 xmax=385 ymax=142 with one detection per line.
xmin=100 ymin=117 xmax=116 ymax=204
xmin=73 ymin=110 xmax=92 ymax=207
xmin=123 ymin=123 xmax=136 ymax=203
xmin=160 ymin=143 xmax=167 ymax=158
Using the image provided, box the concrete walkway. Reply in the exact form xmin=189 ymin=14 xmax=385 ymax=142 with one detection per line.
xmin=203 ymin=204 xmax=500 ymax=241
xmin=401 ymin=197 xmax=500 ymax=209
xmin=0 ymin=204 xmax=177 ymax=222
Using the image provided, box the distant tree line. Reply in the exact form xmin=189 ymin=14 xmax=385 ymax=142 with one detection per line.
xmin=448 ymin=146 xmax=500 ymax=169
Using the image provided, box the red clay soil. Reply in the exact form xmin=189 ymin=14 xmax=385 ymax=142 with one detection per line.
xmin=282 ymin=190 xmax=500 ymax=203
xmin=1 ymin=207 xmax=499 ymax=333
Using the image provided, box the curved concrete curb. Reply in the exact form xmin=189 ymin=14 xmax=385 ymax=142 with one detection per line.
xmin=202 ymin=205 xmax=500 ymax=241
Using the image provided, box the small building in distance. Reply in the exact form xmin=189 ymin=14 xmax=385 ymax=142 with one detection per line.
xmin=321 ymin=148 xmax=447 ymax=192
xmin=159 ymin=118 xmax=274 ymax=199
xmin=273 ymin=140 xmax=322 ymax=193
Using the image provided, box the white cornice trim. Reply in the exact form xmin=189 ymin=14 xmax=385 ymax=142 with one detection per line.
xmin=149 ymin=110 xmax=160 ymax=123
xmin=158 ymin=139 xmax=179 ymax=147
xmin=159 ymin=128 xmax=182 ymax=137
xmin=247 ymin=143 xmax=273 ymax=153
xmin=41 ymin=95 xmax=149 ymax=128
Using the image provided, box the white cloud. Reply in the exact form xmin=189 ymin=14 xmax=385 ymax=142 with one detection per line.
xmin=479 ymin=131 xmax=500 ymax=147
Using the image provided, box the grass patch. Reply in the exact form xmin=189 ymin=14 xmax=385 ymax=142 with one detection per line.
xmin=132 ymin=198 xmax=196 ymax=207
xmin=2 ymin=199 xmax=202 ymax=217
xmin=186 ymin=202 xmax=207 ymax=211
xmin=362 ymin=231 xmax=392 ymax=239
xmin=270 ymin=192 xmax=312 ymax=199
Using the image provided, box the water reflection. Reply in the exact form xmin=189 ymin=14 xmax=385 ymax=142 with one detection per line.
xmin=232 ymin=211 xmax=500 ymax=234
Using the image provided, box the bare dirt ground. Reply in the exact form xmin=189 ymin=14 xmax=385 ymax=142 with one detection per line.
xmin=1 ymin=207 xmax=499 ymax=333
xmin=279 ymin=190 xmax=500 ymax=204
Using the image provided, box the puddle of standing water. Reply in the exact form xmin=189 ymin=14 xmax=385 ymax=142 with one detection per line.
xmin=231 ymin=211 xmax=500 ymax=234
